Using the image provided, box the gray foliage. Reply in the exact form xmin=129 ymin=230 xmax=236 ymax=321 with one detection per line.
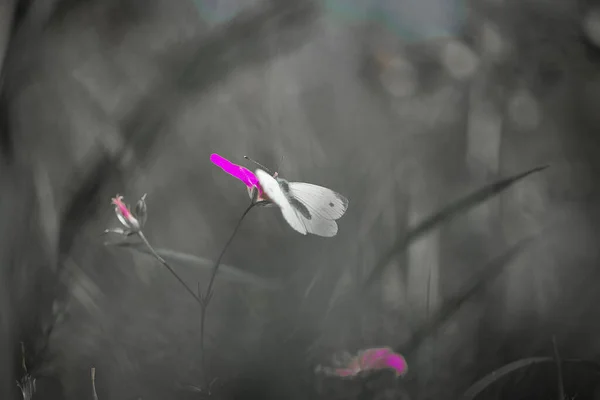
xmin=1 ymin=0 xmax=599 ymax=399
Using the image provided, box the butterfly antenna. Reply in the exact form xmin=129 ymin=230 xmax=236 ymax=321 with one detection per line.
xmin=275 ymin=155 xmax=285 ymax=175
xmin=244 ymin=156 xmax=273 ymax=175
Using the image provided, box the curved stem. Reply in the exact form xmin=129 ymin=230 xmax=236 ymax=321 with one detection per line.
xmin=91 ymin=368 xmax=98 ymax=400
xmin=203 ymin=202 xmax=256 ymax=302
xmin=199 ymin=201 xmax=256 ymax=389
xmin=136 ymin=200 xmax=259 ymax=392
xmin=137 ymin=230 xmax=204 ymax=307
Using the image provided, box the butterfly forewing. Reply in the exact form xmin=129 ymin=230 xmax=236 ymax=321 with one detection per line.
xmin=287 ymin=182 xmax=349 ymax=220
xmin=255 ymin=169 xmax=308 ymax=235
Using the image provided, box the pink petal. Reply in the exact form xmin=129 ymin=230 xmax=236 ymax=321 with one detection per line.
xmin=384 ymin=353 xmax=408 ymax=375
xmin=359 ymin=347 xmax=394 ymax=369
xmin=111 ymin=195 xmax=139 ymax=229
xmin=112 ymin=195 xmax=132 ymax=219
xmin=318 ymin=348 xmax=407 ymax=379
xmin=210 ymin=153 xmax=259 ymax=189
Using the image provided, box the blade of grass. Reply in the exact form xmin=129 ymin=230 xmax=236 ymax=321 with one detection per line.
xmin=398 ymin=235 xmax=535 ymax=357
xmin=104 ymin=241 xmax=282 ymax=290
xmin=362 ymin=165 xmax=548 ymax=291
xmin=463 ymin=358 xmax=600 ymax=400
xmin=463 ymin=357 xmax=553 ymax=400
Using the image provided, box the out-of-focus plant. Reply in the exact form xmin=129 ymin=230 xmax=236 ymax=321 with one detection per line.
xmin=16 ymin=342 xmax=36 ymax=400
xmin=105 ymin=242 xmax=283 ymax=290
xmin=462 ymin=353 xmax=600 ymax=400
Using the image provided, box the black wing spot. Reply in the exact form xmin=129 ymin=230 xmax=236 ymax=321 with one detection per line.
xmin=329 ymin=202 xmax=334 ymax=207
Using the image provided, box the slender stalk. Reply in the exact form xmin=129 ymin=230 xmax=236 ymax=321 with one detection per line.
xmin=137 ymin=200 xmax=258 ymax=392
xmin=91 ymin=367 xmax=98 ymax=400
xmin=137 ymin=231 xmax=204 ymax=307
xmin=552 ymin=336 xmax=565 ymax=400
xmin=203 ymin=202 xmax=256 ymax=302
xmin=198 ymin=201 xmax=256 ymax=390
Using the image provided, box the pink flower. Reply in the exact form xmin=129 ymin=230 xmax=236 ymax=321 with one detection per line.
xmin=316 ymin=347 xmax=407 ymax=378
xmin=210 ymin=153 xmax=268 ymax=202
xmin=106 ymin=194 xmax=148 ymax=236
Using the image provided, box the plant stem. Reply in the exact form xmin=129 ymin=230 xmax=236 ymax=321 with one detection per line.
xmin=137 ymin=231 xmax=204 ymax=307
xmin=552 ymin=336 xmax=565 ymax=400
xmin=203 ymin=202 xmax=256 ymax=302
xmin=199 ymin=201 xmax=256 ymax=390
xmin=91 ymin=367 xmax=98 ymax=400
xmin=137 ymin=200 xmax=259 ymax=392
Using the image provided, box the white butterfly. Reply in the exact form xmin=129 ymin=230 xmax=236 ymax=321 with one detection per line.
xmin=255 ymin=169 xmax=349 ymax=237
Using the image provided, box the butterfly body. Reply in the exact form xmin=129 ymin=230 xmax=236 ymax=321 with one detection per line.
xmin=255 ymin=169 xmax=349 ymax=237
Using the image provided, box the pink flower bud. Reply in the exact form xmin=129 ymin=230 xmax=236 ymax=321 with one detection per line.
xmin=110 ymin=195 xmax=141 ymax=233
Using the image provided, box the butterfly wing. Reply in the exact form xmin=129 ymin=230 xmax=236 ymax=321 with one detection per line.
xmin=211 ymin=153 xmax=258 ymax=188
xmin=288 ymin=182 xmax=349 ymax=220
xmin=286 ymin=182 xmax=348 ymax=237
xmin=255 ymin=169 xmax=308 ymax=235
xmin=296 ymin=213 xmax=338 ymax=237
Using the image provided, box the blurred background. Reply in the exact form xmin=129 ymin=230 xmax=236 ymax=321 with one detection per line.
xmin=1 ymin=0 xmax=600 ymax=399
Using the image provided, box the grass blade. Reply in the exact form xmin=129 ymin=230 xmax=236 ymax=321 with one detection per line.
xmin=463 ymin=357 xmax=553 ymax=400
xmin=362 ymin=165 xmax=548 ymax=291
xmin=463 ymin=357 xmax=600 ymax=400
xmin=398 ymin=236 xmax=535 ymax=356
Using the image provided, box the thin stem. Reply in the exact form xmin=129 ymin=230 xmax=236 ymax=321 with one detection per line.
xmin=199 ymin=201 xmax=256 ymax=390
xmin=552 ymin=336 xmax=565 ymax=400
xmin=91 ymin=367 xmax=98 ymax=400
xmin=137 ymin=231 xmax=204 ymax=307
xmin=203 ymin=202 xmax=256 ymax=302
xmin=20 ymin=342 xmax=26 ymax=373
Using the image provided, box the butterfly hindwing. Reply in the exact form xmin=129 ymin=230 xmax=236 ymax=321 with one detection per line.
xmin=297 ymin=212 xmax=338 ymax=237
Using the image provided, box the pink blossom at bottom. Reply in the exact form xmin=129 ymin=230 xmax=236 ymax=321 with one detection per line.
xmin=317 ymin=347 xmax=407 ymax=378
